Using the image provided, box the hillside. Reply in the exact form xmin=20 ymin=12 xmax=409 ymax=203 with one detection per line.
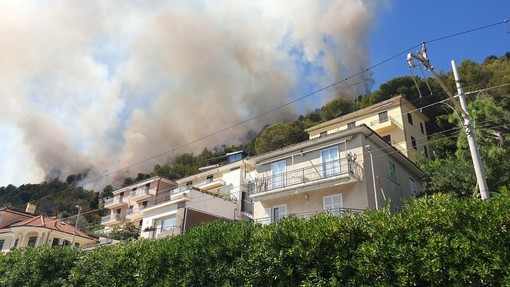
xmin=1 ymin=52 xmax=509 ymax=230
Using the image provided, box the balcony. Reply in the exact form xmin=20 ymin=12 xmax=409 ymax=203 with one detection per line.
xmin=101 ymin=214 xmax=125 ymax=225
xmin=104 ymin=196 xmax=128 ymax=209
xmin=170 ymin=185 xmax=192 ymax=200
xmin=155 ymin=225 xmax=181 ymax=239
xmin=249 ymin=158 xmax=362 ymax=200
xmin=194 ymin=178 xmax=226 ymax=191
xmin=368 ymin=116 xmax=403 ymax=133
xmin=129 ymin=187 xmax=153 ymax=201
xmin=253 ymin=207 xmax=364 ymax=224
xmin=126 ymin=206 xmax=145 ymax=219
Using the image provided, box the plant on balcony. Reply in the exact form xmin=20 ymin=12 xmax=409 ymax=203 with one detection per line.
xmin=108 ymin=222 xmax=140 ymax=241
xmin=143 ymin=226 xmax=156 ymax=232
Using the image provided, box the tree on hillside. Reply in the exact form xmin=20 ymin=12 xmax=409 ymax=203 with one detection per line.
xmin=321 ymin=98 xmax=354 ymax=121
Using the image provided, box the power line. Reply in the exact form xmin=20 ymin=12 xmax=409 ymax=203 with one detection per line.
xmin=11 ymin=20 xmax=509 ymax=211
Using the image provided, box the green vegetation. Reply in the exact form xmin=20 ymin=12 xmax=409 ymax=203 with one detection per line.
xmin=1 ymin=193 xmax=510 ymax=286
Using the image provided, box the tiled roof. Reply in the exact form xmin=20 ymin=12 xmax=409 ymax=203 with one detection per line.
xmin=10 ymin=215 xmax=96 ymax=240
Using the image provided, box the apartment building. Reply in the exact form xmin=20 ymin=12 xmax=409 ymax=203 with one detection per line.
xmin=138 ymin=151 xmax=253 ymax=239
xmin=101 ymin=176 xmax=177 ymax=231
xmin=0 ymin=204 xmax=97 ymax=252
xmin=101 ymin=152 xmax=253 ymax=239
xmin=306 ymin=95 xmax=430 ymax=160
xmin=245 ymin=125 xmax=425 ymax=223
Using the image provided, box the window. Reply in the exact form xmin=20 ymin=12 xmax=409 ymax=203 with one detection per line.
xmin=141 ymin=201 xmax=148 ymax=209
xmin=420 ymin=122 xmax=425 ymax=134
xmin=347 ymin=122 xmax=356 ymax=129
xmin=206 ymin=174 xmax=213 ymax=182
xmin=407 ymin=113 xmax=413 ymax=125
xmin=271 ymin=160 xmax=286 ymax=189
xmin=272 ymin=204 xmax=287 ymax=222
xmin=389 ymin=161 xmax=397 ymax=183
xmin=424 ymin=146 xmax=428 ymax=158
xmin=323 ymin=194 xmax=343 ymax=216
xmin=381 ymin=135 xmax=391 ymax=144
xmin=378 ymin=111 xmax=388 ymax=123
xmin=13 ymin=238 xmax=19 ymax=248
xmin=321 ymin=146 xmax=340 ymax=177
xmin=161 ymin=217 xmax=177 ymax=233
xmin=409 ymin=177 xmax=417 ymax=195
xmin=27 ymin=236 xmax=37 ymax=247
xmin=51 ymin=238 xmax=59 ymax=246
xmin=0 ymin=239 xmax=4 ymax=250
xmin=411 ymin=136 xmax=417 ymax=150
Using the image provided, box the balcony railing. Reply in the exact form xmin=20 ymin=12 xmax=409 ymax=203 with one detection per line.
xmin=253 ymin=207 xmax=364 ymax=224
xmin=368 ymin=116 xmax=403 ymax=130
xmin=129 ymin=187 xmax=150 ymax=198
xmin=101 ymin=214 xmax=125 ymax=224
xmin=104 ymin=196 xmax=127 ymax=207
xmin=248 ymin=158 xmax=362 ymax=195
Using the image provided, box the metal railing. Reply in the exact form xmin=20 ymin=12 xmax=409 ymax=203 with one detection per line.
xmin=101 ymin=214 xmax=125 ymax=224
xmin=104 ymin=196 xmax=126 ymax=206
xmin=252 ymin=207 xmax=364 ymax=224
xmin=248 ymin=158 xmax=362 ymax=195
xmin=129 ymin=187 xmax=150 ymax=198
xmin=368 ymin=116 xmax=403 ymax=130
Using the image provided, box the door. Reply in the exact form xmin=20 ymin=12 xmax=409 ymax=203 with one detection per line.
xmin=271 ymin=160 xmax=286 ymax=189
xmin=321 ymin=147 xmax=340 ymax=177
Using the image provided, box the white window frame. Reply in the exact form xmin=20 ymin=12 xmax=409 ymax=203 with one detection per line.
xmin=321 ymin=146 xmax=340 ymax=178
xmin=271 ymin=160 xmax=286 ymax=189
xmin=264 ymin=204 xmax=287 ymax=223
xmin=409 ymin=177 xmax=417 ymax=195
xmin=323 ymin=194 xmax=343 ymax=216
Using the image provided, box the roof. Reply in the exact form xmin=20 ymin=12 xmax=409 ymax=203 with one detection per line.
xmin=246 ymin=124 xmax=425 ymax=178
xmin=306 ymin=95 xmax=429 ymax=133
xmin=9 ymin=215 xmax=97 ymax=240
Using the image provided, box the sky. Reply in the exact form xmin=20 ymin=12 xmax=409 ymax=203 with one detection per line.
xmin=0 ymin=0 xmax=508 ymax=189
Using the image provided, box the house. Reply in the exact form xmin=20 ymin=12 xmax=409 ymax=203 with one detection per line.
xmin=139 ymin=151 xmax=253 ymax=239
xmin=245 ymin=125 xmax=425 ymax=223
xmin=0 ymin=204 xmax=97 ymax=252
xmin=101 ymin=176 xmax=177 ymax=231
xmin=306 ymin=95 xmax=430 ymax=160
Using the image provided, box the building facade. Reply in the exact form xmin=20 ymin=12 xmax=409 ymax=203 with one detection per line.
xmin=246 ymin=125 xmax=425 ymax=223
xmin=101 ymin=176 xmax=177 ymax=231
xmin=0 ymin=204 xmax=97 ymax=252
xmin=306 ymin=96 xmax=430 ymax=160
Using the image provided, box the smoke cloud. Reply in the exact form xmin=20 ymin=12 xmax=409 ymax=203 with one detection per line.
xmin=0 ymin=0 xmax=378 ymax=188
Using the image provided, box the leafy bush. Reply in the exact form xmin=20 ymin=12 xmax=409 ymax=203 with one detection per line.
xmin=2 ymin=194 xmax=510 ymax=286
xmin=0 ymin=246 xmax=81 ymax=287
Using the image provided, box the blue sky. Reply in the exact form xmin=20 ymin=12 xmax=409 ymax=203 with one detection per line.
xmin=0 ymin=1 xmax=508 ymax=188
xmin=369 ymin=0 xmax=509 ymax=89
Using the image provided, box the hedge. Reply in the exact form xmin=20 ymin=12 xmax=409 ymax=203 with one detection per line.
xmin=1 ymin=193 xmax=509 ymax=286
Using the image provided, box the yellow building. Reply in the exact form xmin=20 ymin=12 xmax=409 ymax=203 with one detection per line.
xmin=306 ymin=95 xmax=430 ymax=160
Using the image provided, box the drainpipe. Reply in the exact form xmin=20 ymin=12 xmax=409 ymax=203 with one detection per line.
xmin=182 ymin=206 xmax=188 ymax=234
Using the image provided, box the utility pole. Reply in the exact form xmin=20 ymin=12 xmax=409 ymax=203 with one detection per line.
xmin=451 ymin=60 xmax=490 ymax=199
xmin=406 ymin=44 xmax=490 ymax=199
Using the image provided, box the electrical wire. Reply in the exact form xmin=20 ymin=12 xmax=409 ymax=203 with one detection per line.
xmin=9 ymin=20 xmax=509 ymax=213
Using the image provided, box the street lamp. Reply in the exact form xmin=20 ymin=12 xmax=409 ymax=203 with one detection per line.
xmin=71 ymin=205 xmax=82 ymax=247
xmin=365 ymin=145 xmax=378 ymax=210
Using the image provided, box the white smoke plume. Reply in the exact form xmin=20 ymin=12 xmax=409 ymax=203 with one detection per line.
xmin=0 ymin=0 xmax=378 ymax=188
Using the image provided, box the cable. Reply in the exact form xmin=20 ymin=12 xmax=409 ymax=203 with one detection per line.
xmin=11 ymin=20 xmax=510 ymax=211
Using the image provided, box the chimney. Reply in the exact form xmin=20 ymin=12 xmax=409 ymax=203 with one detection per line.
xmin=26 ymin=203 xmax=37 ymax=214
